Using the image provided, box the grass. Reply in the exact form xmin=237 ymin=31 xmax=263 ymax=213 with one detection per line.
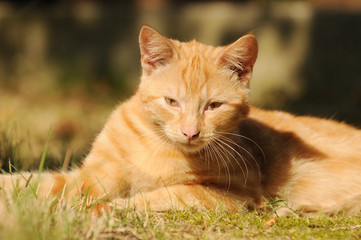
xmin=0 ymin=89 xmax=113 ymax=172
xmin=1 ymin=187 xmax=361 ymax=240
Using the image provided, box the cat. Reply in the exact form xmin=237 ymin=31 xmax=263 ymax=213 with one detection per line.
xmin=1 ymin=25 xmax=361 ymax=216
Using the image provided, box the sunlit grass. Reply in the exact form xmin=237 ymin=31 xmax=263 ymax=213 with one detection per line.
xmin=1 ymin=184 xmax=361 ymax=240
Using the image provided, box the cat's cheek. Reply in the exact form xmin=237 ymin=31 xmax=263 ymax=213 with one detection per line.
xmin=141 ymin=104 xmax=158 ymax=121
xmin=206 ymin=113 xmax=241 ymax=133
xmin=163 ymin=118 xmax=183 ymax=137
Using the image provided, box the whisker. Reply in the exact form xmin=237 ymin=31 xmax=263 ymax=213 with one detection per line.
xmin=215 ymin=138 xmax=250 ymax=186
xmin=218 ymin=135 xmax=262 ymax=183
xmin=203 ymin=144 xmax=211 ymax=169
xmin=214 ymin=137 xmax=248 ymax=186
xmin=208 ymin=141 xmax=224 ymax=182
xmin=212 ymin=140 xmax=232 ymax=191
xmin=216 ymin=131 xmax=266 ymax=163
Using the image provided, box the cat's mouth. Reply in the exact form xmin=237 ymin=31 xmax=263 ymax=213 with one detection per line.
xmin=175 ymin=138 xmax=208 ymax=153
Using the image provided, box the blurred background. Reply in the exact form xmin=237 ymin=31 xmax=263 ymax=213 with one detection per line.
xmin=0 ymin=0 xmax=360 ymax=171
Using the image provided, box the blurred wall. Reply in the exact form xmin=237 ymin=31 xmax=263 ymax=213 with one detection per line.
xmin=0 ymin=0 xmax=361 ymax=125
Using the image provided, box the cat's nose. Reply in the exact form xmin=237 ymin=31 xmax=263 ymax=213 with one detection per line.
xmin=182 ymin=129 xmax=200 ymax=141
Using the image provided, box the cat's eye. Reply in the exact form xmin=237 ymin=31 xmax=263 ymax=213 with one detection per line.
xmin=165 ymin=97 xmax=180 ymax=108
xmin=205 ymin=102 xmax=223 ymax=111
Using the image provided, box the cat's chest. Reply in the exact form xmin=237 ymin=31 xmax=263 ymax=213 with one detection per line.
xmin=128 ymin=146 xmax=198 ymax=190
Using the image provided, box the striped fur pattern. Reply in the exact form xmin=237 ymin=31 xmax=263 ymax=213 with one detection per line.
xmin=1 ymin=25 xmax=361 ymax=215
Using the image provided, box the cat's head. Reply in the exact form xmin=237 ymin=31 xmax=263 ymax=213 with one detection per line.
xmin=138 ymin=25 xmax=257 ymax=153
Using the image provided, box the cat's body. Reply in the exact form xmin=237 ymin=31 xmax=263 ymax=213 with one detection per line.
xmin=1 ymin=26 xmax=361 ymax=215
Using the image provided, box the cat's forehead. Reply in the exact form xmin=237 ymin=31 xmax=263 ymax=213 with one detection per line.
xmin=172 ymin=41 xmax=228 ymax=95
xmin=148 ymin=39 xmax=239 ymax=100
xmin=173 ymin=40 xmax=223 ymax=60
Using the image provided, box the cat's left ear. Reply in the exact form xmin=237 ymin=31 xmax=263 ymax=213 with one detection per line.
xmin=139 ymin=25 xmax=178 ymax=76
xmin=216 ymin=33 xmax=258 ymax=86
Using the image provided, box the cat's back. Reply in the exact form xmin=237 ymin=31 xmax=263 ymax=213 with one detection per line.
xmin=249 ymin=107 xmax=360 ymax=134
xmin=247 ymin=107 xmax=361 ymax=158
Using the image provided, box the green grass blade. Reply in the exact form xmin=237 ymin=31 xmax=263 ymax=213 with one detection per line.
xmin=38 ymin=126 xmax=53 ymax=175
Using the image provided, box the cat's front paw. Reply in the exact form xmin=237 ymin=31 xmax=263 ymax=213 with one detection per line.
xmin=112 ymin=192 xmax=183 ymax=211
xmin=112 ymin=194 xmax=151 ymax=211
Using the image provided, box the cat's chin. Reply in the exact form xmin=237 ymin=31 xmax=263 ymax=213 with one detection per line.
xmin=175 ymin=141 xmax=207 ymax=154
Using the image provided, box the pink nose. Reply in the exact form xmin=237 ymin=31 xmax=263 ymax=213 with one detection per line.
xmin=182 ymin=129 xmax=200 ymax=141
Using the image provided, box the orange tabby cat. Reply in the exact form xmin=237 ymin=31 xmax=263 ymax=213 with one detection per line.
xmin=1 ymin=25 xmax=361 ymax=216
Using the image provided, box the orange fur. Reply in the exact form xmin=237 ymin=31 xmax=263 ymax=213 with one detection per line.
xmin=1 ymin=25 xmax=361 ymax=216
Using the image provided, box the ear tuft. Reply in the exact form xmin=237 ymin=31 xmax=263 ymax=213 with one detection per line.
xmin=139 ymin=25 xmax=177 ymax=75
xmin=216 ymin=33 xmax=258 ymax=85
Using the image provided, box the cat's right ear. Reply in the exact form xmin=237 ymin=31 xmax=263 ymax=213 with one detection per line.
xmin=139 ymin=25 xmax=178 ymax=76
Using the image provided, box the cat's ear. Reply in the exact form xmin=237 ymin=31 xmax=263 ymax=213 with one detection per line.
xmin=216 ymin=33 xmax=258 ymax=86
xmin=139 ymin=25 xmax=178 ymax=75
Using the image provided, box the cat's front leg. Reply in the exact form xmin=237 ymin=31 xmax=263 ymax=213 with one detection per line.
xmin=113 ymin=185 xmax=236 ymax=211
xmin=113 ymin=185 xmax=205 ymax=211
xmin=112 ymin=184 xmax=239 ymax=211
